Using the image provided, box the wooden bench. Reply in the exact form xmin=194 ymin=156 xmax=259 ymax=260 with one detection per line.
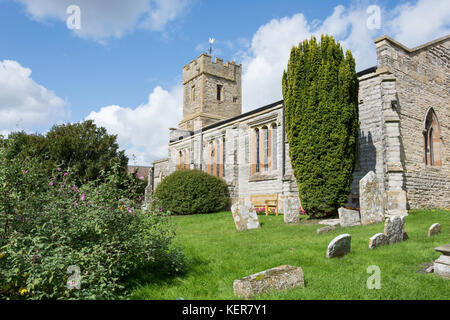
xmin=250 ymin=194 xmax=279 ymax=216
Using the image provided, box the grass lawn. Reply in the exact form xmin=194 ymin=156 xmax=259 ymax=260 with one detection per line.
xmin=128 ymin=209 xmax=450 ymax=300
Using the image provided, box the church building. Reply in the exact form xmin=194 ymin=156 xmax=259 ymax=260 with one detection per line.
xmin=146 ymin=35 xmax=450 ymax=214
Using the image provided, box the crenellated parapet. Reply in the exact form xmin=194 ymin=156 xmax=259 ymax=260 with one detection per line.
xmin=182 ymin=53 xmax=241 ymax=84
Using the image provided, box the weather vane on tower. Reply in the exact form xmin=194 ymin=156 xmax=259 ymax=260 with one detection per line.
xmin=209 ymin=37 xmax=215 ymax=55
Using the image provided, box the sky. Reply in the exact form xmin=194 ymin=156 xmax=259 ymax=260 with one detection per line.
xmin=1 ymin=0 xmax=449 ymax=165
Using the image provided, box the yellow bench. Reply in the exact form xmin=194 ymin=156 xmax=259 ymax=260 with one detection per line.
xmin=250 ymin=194 xmax=279 ymax=216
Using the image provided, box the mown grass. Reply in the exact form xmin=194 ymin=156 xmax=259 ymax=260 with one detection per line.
xmin=128 ymin=209 xmax=450 ymax=300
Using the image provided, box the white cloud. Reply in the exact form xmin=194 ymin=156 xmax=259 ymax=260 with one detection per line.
xmin=140 ymin=0 xmax=191 ymax=32
xmin=84 ymin=1 xmax=450 ymax=164
xmin=14 ymin=0 xmax=191 ymax=42
xmin=0 ymin=59 xmax=68 ymax=133
xmin=240 ymin=1 xmax=450 ymax=111
xmin=386 ymin=0 xmax=450 ymax=47
xmin=86 ymin=85 xmax=182 ymax=165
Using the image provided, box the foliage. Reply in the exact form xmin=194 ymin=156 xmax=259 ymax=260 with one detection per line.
xmin=154 ymin=169 xmax=230 ymax=215
xmin=0 ymin=120 xmax=128 ymax=184
xmin=0 ymin=141 xmax=184 ymax=300
xmin=282 ymin=34 xmax=359 ymax=218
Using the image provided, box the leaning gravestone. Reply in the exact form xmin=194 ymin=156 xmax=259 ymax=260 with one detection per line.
xmin=231 ymin=200 xmax=261 ymax=232
xmin=369 ymin=216 xmax=407 ymax=249
xmin=428 ymin=223 xmax=442 ymax=237
xmin=434 ymin=244 xmax=450 ymax=279
xmin=233 ymin=265 xmax=304 ymax=298
xmin=338 ymin=207 xmax=361 ymax=227
xmin=359 ymin=171 xmax=385 ymax=226
xmin=283 ymin=197 xmax=300 ymax=224
xmin=326 ymin=234 xmax=351 ymax=258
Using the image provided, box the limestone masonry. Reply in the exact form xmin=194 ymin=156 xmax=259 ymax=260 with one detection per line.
xmin=146 ymin=35 xmax=450 ymax=213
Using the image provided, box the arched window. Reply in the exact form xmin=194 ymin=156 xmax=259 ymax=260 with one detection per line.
xmin=423 ymin=108 xmax=441 ymax=166
xmin=222 ymin=137 xmax=226 ymax=178
xmin=272 ymin=123 xmax=278 ymax=170
xmin=185 ymin=149 xmax=189 ymax=169
xmin=255 ymin=129 xmax=260 ymax=173
xmin=262 ymin=126 xmax=269 ymax=171
xmin=210 ymin=142 xmax=215 ymax=175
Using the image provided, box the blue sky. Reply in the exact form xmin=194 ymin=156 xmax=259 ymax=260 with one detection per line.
xmin=1 ymin=0 xmax=449 ymax=165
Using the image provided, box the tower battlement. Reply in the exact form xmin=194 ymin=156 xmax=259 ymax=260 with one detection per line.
xmin=182 ymin=53 xmax=241 ymax=85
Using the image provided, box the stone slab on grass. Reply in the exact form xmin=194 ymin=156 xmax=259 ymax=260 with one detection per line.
xmin=318 ymin=219 xmax=340 ymax=227
xmin=338 ymin=207 xmax=361 ymax=227
xmin=326 ymin=234 xmax=351 ymax=258
xmin=233 ymin=265 xmax=304 ymax=298
xmin=231 ymin=200 xmax=260 ymax=232
xmin=434 ymin=244 xmax=450 ymax=279
xmin=317 ymin=225 xmax=337 ymax=235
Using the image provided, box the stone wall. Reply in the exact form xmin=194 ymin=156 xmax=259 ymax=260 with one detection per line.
xmin=179 ymin=54 xmax=242 ymax=131
xmin=167 ymin=102 xmax=298 ymax=212
xmin=375 ymin=35 xmax=450 ymax=209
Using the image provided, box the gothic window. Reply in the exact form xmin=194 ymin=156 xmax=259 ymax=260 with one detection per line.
xmin=262 ymin=126 xmax=269 ymax=171
xmin=255 ymin=128 xmax=260 ymax=173
xmin=210 ymin=142 xmax=215 ymax=175
xmin=185 ymin=150 xmax=189 ymax=169
xmin=272 ymin=123 xmax=278 ymax=170
xmin=424 ymin=108 xmax=441 ymax=166
xmin=222 ymin=137 xmax=226 ymax=178
xmin=216 ymin=140 xmax=220 ymax=177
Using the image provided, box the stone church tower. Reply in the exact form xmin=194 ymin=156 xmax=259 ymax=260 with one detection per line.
xmin=178 ymin=53 xmax=242 ymax=131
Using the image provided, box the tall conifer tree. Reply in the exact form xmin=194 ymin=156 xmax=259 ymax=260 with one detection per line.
xmin=282 ymin=35 xmax=359 ymax=218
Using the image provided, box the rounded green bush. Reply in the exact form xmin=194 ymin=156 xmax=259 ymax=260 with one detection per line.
xmin=154 ymin=169 xmax=230 ymax=215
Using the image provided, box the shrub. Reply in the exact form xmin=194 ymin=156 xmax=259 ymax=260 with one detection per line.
xmin=154 ymin=169 xmax=230 ymax=215
xmin=0 ymin=141 xmax=184 ymax=300
xmin=282 ymin=34 xmax=359 ymax=218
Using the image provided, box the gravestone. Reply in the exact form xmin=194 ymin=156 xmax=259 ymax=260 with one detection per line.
xmin=434 ymin=244 xmax=450 ymax=279
xmin=283 ymin=197 xmax=300 ymax=224
xmin=428 ymin=223 xmax=442 ymax=237
xmin=369 ymin=233 xmax=388 ymax=248
xmin=231 ymin=200 xmax=260 ymax=232
xmin=233 ymin=265 xmax=304 ymax=298
xmin=384 ymin=215 xmax=405 ymax=244
xmin=326 ymin=234 xmax=351 ymax=258
xmin=369 ymin=216 xmax=407 ymax=249
xmin=317 ymin=225 xmax=337 ymax=235
xmin=359 ymin=171 xmax=385 ymax=226
xmin=338 ymin=207 xmax=361 ymax=227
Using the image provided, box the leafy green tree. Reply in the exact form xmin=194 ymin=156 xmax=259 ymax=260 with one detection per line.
xmin=282 ymin=34 xmax=359 ymax=218
xmin=45 ymin=120 xmax=128 ymax=183
xmin=0 ymin=121 xmax=129 ymax=184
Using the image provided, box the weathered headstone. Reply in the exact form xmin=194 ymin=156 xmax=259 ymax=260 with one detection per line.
xmin=283 ymin=197 xmax=300 ymax=224
xmin=231 ymin=200 xmax=260 ymax=232
xmin=233 ymin=265 xmax=305 ymax=298
xmin=317 ymin=225 xmax=337 ymax=235
xmin=428 ymin=223 xmax=442 ymax=237
xmin=326 ymin=234 xmax=351 ymax=258
xmin=338 ymin=207 xmax=361 ymax=227
xmin=369 ymin=216 xmax=408 ymax=249
xmin=369 ymin=233 xmax=388 ymax=249
xmin=359 ymin=171 xmax=385 ymax=226
xmin=384 ymin=216 xmax=405 ymax=244
xmin=434 ymin=244 xmax=450 ymax=279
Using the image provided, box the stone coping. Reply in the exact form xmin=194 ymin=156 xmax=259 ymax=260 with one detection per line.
xmin=434 ymin=244 xmax=450 ymax=256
